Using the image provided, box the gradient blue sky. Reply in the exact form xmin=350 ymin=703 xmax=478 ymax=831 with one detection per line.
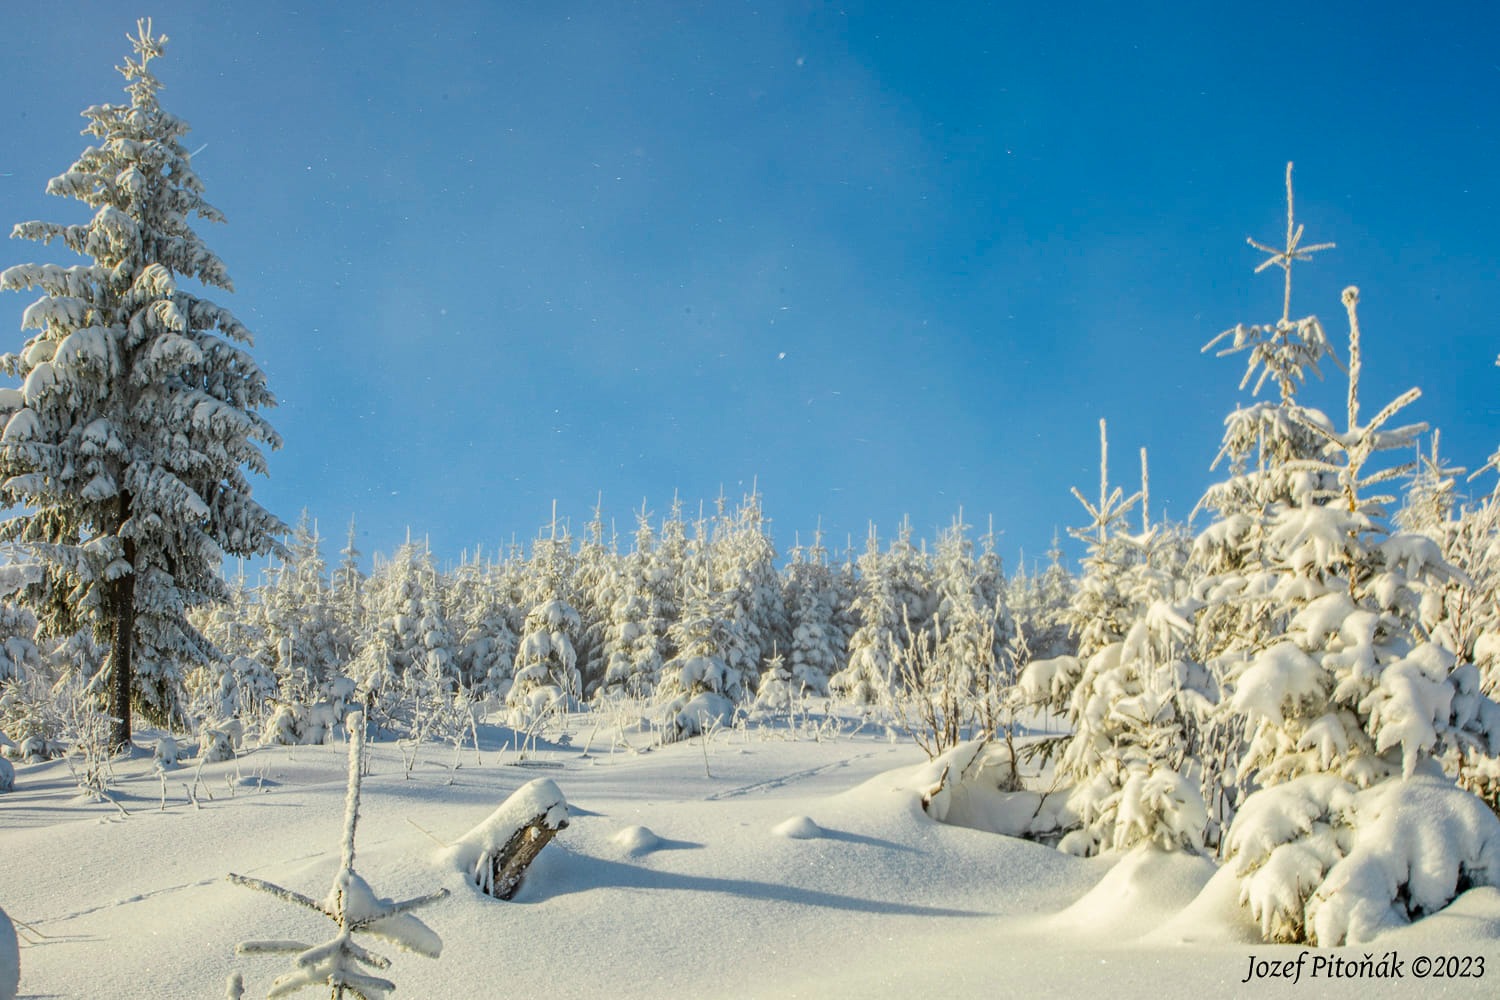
xmin=4 ymin=2 xmax=1498 ymax=572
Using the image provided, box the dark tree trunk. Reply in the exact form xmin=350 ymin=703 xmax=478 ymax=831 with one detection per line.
xmin=107 ymin=568 xmax=135 ymax=751
xmin=107 ymin=495 xmax=136 ymax=753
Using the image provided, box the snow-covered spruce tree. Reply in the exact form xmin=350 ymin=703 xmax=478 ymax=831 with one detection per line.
xmin=333 ymin=517 xmax=367 ymax=643
xmin=658 ymin=582 xmax=742 ymax=738
xmin=887 ymin=515 xmax=937 ymax=641
xmin=597 ymin=505 xmax=665 ymax=700
xmin=0 ymin=601 xmax=57 ymax=757
xmin=976 ymin=516 xmax=1018 ymax=691
xmin=449 ymin=556 xmax=517 ymax=704
xmin=0 ymin=602 xmax=43 ymax=688
xmin=257 ymin=512 xmax=349 ymax=704
xmin=1010 ymin=534 xmax=1076 ymax=661
xmin=829 ymin=519 xmax=934 ymax=707
xmin=1065 ymin=422 xmax=1146 ymax=660
xmin=571 ymin=496 xmax=616 ymax=695
xmin=519 ymin=505 xmax=577 ymax=614
xmin=896 ymin=514 xmax=1006 ymax=756
xmin=1019 ymin=436 xmax=1213 ymax=855
xmin=350 ymin=538 xmax=454 ymax=736
xmin=1396 ymin=432 xmax=1463 ymax=539
xmin=647 ymin=494 xmax=691 ymax=664
xmin=1452 ymin=496 xmax=1500 ymax=696
xmin=708 ymin=488 xmax=787 ymax=694
xmin=1394 ymin=434 xmax=1500 ymax=684
xmin=830 ymin=542 xmax=863 ymax=671
xmin=0 ymin=22 xmax=284 ymax=746
xmin=1219 ymin=287 xmax=1500 ymax=945
xmin=185 ymin=564 xmax=274 ymax=723
xmin=780 ymin=528 xmax=844 ymax=698
xmin=400 ymin=569 xmax=458 ymax=741
xmin=0 ymin=623 xmax=109 ymax=765
xmin=1016 ymin=422 xmax=1141 ymax=721
xmin=1447 ymin=448 xmax=1500 ymax=809
xmin=751 ymin=647 xmax=800 ymax=717
xmin=650 ymin=491 xmax=777 ymax=731
xmin=507 ymin=597 xmax=583 ymax=726
xmin=507 ymin=514 xmax=585 ymax=726
xmin=1189 ymin=162 xmax=1348 ymax=841
xmin=828 ymin=525 xmax=901 ymax=706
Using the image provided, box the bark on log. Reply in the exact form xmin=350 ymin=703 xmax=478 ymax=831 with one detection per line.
xmin=478 ymin=813 xmax=568 ymax=900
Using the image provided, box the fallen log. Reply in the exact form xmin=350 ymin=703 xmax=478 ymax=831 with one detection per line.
xmin=447 ymin=778 xmax=570 ymax=900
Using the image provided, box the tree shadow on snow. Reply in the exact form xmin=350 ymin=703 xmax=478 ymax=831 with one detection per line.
xmin=638 ymin=834 xmax=701 ymax=853
xmin=813 ymin=827 xmax=918 ymax=855
xmin=522 ymin=850 xmax=987 ymax=918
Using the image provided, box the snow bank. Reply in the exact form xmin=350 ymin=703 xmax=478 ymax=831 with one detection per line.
xmin=898 ymin=740 xmax=1068 ymax=839
xmin=1048 ymin=844 xmax=1216 ymax=939
xmin=1149 ymin=864 xmax=1264 ymax=944
xmin=8 ymin=719 xmax=1496 ymax=999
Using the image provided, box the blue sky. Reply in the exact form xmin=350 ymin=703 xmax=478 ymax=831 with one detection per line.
xmin=4 ymin=2 xmax=1498 ymax=572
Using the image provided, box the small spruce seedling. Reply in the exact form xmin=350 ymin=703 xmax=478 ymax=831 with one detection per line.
xmin=229 ymin=712 xmax=447 ymax=998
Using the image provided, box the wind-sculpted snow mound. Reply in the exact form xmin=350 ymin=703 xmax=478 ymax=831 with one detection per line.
xmin=611 ymin=824 xmax=662 ymax=856
xmin=771 ymin=814 xmax=823 ymax=839
xmin=1047 ymin=844 xmax=1216 ymax=939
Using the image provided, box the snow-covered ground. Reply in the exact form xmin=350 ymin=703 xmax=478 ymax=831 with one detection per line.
xmin=3 ymin=717 xmax=1498 ymax=999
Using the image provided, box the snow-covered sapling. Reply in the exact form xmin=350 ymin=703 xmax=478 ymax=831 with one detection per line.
xmin=229 ymin=711 xmax=446 ymax=998
xmin=199 ymin=718 xmax=243 ymax=764
xmin=153 ymin=736 xmax=181 ymax=769
xmin=62 ymin=693 xmax=123 ymax=811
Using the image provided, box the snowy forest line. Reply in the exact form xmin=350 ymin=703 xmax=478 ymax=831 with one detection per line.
xmin=5 ymin=20 xmax=1500 ymax=972
xmin=1 ymin=490 xmax=1077 ymax=756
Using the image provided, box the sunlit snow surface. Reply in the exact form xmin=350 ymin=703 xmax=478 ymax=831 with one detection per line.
xmin=2 ymin=716 xmax=1498 ymax=999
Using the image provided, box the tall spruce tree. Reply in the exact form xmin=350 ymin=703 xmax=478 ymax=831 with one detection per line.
xmin=0 ymin=22 xmax=283 ymax=746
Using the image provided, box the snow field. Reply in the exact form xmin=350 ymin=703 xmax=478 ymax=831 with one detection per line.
xmin=1 ymin=722 xmax=1497 ymax=998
